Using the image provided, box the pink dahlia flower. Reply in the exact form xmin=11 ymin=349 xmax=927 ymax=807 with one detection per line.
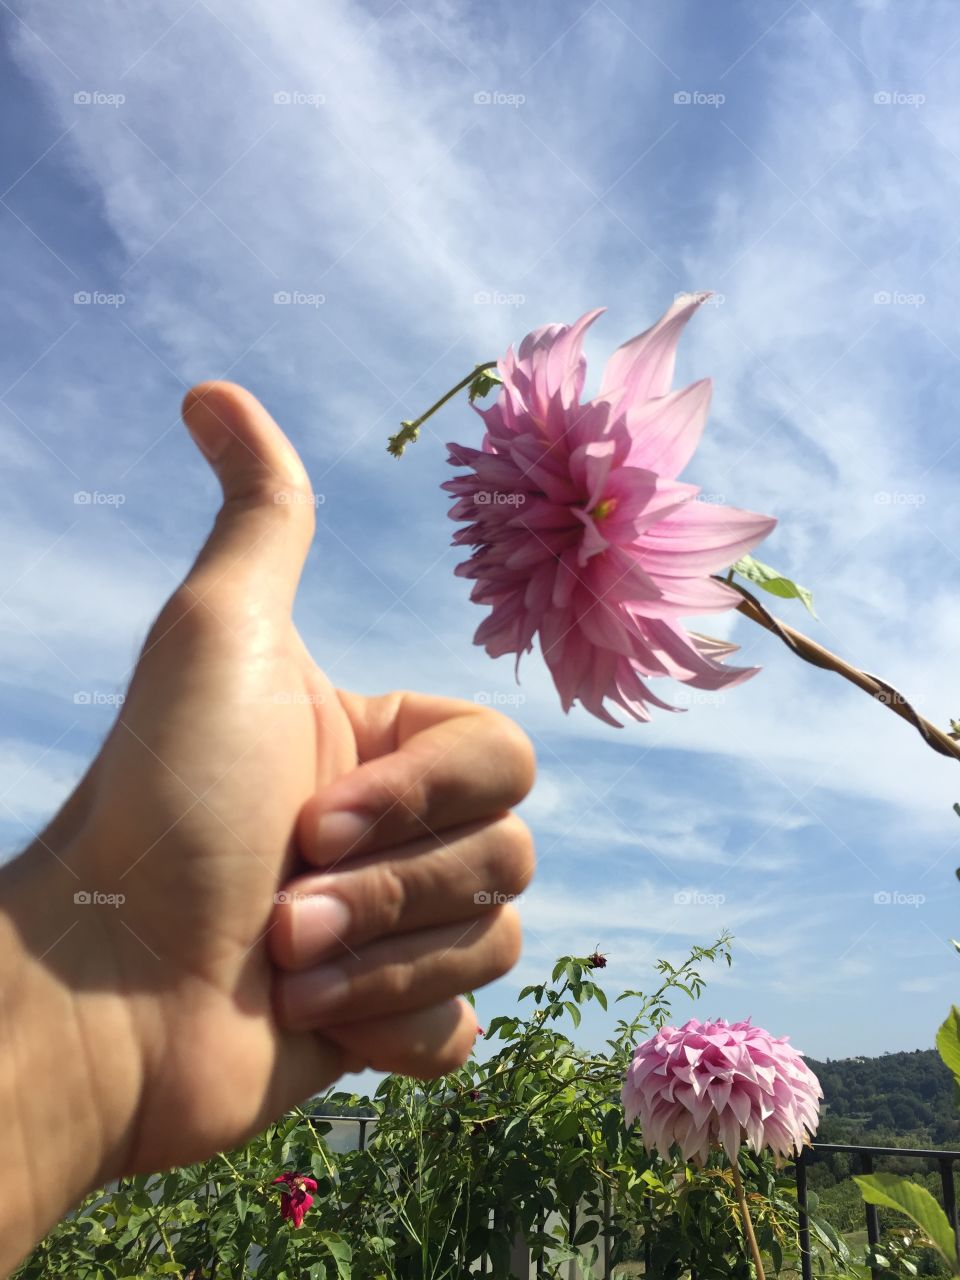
xmin=272 ymin=1172 xmax=318 ymax=1228
xmin=622 ymin=1017 xmax=822 ymax=1166
xmin=443 ymin=294 xmax=776 ymax=725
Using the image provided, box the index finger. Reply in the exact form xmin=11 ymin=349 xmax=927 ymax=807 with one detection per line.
xmin=299 ymin=691 xmax=536 ymax=867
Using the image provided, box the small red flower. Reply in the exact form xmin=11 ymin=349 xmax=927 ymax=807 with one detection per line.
xmin=587 ymin=951 xmax=607 ymax=969
xmin=272 ymin=1172 xmax=318 ymax=1228
xmin=475 ymin=1025 xmax=486 ymax=1037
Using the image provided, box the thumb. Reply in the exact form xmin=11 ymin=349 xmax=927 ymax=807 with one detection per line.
xmin=181 ymin=380 xmax=318 ymax=614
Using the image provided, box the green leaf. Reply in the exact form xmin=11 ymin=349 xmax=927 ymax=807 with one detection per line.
xmin=322 ymin=1233 xmax=352 ymax=1280
xmin=937 ymin=1006 xmax=960 ymax=1088
xmin=854 ymin=1173 xmax=959 ymax=1269
xmin=573 ymin=1218 xmax=600 ymax=1246
xmin=732 ymin=554 xmax=817 ymax=618
xmin=468 ymin=370 xmax=501 ymax=403
xmin=564 ymin=1001 xmax=582 ymax=1028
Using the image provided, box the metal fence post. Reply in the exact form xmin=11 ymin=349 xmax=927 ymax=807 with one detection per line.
xmin=796 ymin=1147 xmax=812 ymax=1280
xmin=860 ymin=1152 xmax=882 ymax=1280
xmin=940 ymin=1157 xmax=959 ymax=1266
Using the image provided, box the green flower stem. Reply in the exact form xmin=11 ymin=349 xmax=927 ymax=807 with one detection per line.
xmin=387 ymin=362 xmax=498 ymax=457
xmin=731 ymin=1158 xmax=766 ymax=1280
xmin=147 ymin=1203 xmax=180 ymax=1271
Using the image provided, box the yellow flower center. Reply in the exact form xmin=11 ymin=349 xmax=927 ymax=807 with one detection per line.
xmin=591 ymin=497 xmax=618 ymax=521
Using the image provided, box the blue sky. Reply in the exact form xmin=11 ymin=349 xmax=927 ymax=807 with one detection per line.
xmin=2 ymin=0 xmax=960 ymax=1066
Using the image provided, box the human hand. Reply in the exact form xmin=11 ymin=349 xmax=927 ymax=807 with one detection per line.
xmin=0 ymin=382 xmax=534 ymax=1272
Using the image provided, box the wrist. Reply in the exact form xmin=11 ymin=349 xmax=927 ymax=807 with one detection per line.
xmin=0 ymin=838 xmax=145 ymax=1274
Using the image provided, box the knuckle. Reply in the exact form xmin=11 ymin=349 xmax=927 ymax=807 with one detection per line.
xmin=361 ymin=862 xmax=408 ymax=934
xmin=222 ymin=475 xmax=316 ymax=531
xmin=365 ymin=766 xmax=431 ymax=839
xmin=376 ymin=959 xmax=415 ymax=1003
xmin=478 ymin=905 xmax=523 ymax=982
xmin=489 ymin=813 xmax=535 ymax=894
xmin=486 ymin=712 xmax=536 ymax=804
xmin=496 ymin=905 xmax=524 ymax=971
xmin=430 ymin=1042 xmax=471 ymax=1078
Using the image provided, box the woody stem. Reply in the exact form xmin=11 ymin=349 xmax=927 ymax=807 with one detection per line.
xmin=724 ymin=577 xmax=960 ymax=764
xmin=731 ymin=1158 xmax=767 ymax=1280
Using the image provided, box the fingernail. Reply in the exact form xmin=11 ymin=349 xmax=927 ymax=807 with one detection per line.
xmin=314 ymin=810 xmax=374 ymax=856
xmin=187 ymin=415 xmax=230 ymax=462
xmin=291 ymin=893 xmax=351 ymax=958
xmin=283 ymin=963 xmax=350 ymax=1023
xmin=183 ymin=389 xmax=232 ymax=462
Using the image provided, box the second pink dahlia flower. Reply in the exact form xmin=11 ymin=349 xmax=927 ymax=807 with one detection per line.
xmin=443 ymin=294 xmax=776 ymax=725
xmin=622 ymin=1017 xmax=822 ymax=1165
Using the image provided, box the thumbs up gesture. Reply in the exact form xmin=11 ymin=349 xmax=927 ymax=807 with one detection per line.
xmin=0 ymin=382 xmax=534 ymax=1272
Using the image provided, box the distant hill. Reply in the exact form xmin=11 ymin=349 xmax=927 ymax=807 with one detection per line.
xmin=805 ymin=1048 xmax=960 ymax=1148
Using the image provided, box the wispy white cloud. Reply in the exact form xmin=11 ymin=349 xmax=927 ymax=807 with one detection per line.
xmin=3 ymin=0 xmax=960 ymax=1057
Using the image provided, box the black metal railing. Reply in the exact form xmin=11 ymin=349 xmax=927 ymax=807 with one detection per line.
xmin=306 ymin=1118 xmax=960 ymax=1278
xmin=797 ymin=1142 xmax=960 ymax=1280
xmin=308 ymin=1111 xmax=375 ymax=1152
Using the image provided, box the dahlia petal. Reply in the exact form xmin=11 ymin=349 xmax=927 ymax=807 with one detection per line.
xmin=544 ymin=307 xmax=605 ymax=407
xmin=614 ymin=659 xmax=683 ymax=717
xmin=552 ymin=550 xmax=580 ymax=611
xmin=600 ymin=293 xmax=709 ymax=411
xmin=638 ymin=499 xmax=778 ymax=577
xmin=638 ymin=618 xmax=755 ymax=688
xmin=577 ymin=597 xmax=638 ymax=658
xmin=571 ymin=508 xmax=611 ymax=565
xmin=718 ymin=1107 xmax=744 ymax=1162
xmin=569 ymin=438 xmax=618 ymax=509
xmin=622 ymin=378 xmax=713 ymax=480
